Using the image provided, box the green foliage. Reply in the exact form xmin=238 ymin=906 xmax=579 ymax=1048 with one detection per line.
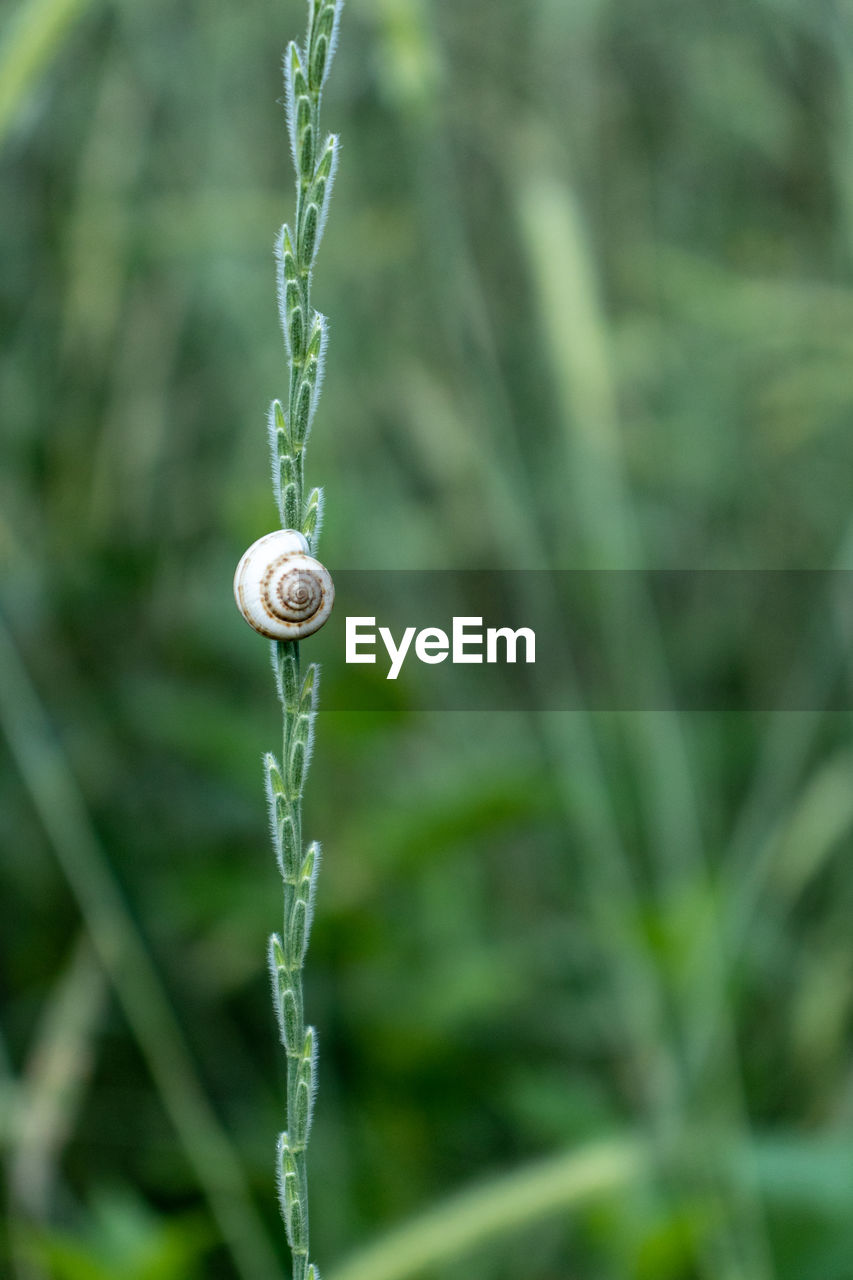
xmin=23 ymin=1192 xmax=213 ymax=1280
xmin=3 ymin=0 xmax=853 ymax=1278
xmin=269 ymin=4 xmax=343 ymax=1278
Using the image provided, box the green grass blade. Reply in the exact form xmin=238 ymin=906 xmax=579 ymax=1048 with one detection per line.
xmin=0 ymin=612 xmax=281 ymax=1280
xmin=0 ymin=0 xmax=94 ymax=149
xmin=326 ymin=1139 xmax=644 ymax=1280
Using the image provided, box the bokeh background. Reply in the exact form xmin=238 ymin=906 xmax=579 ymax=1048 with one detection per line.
xmin=3 ymin=0 xmax=853 ymax=1276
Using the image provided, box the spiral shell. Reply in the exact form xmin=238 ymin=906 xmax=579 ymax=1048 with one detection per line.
xmin=233 ymin=529 xmax=334 ymax=640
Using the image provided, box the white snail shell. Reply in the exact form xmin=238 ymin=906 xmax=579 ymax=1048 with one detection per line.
xmin=233 ymin=529 xmax=334 ymax=640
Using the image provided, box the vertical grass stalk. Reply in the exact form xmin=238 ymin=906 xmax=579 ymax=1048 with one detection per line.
xmin=265 ymin=4 xmax=343 ymax=1277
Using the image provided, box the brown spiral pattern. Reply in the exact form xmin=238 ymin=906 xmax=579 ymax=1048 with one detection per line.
xmin=272 ymin=563 xmax=324 ymax=622
xmin=234 ymin=530 xmax=334 ymax=640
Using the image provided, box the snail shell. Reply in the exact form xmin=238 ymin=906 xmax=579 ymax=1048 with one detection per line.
xmin=233 ymin=529 xmax=334 ymax=640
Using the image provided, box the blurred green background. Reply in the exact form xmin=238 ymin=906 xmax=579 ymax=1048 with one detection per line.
xmin=3 ymin=0 xmax=853 ymax=1277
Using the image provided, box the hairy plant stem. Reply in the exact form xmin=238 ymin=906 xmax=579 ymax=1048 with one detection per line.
xmin=264 ymin=5 xmax=343 ymax=1278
